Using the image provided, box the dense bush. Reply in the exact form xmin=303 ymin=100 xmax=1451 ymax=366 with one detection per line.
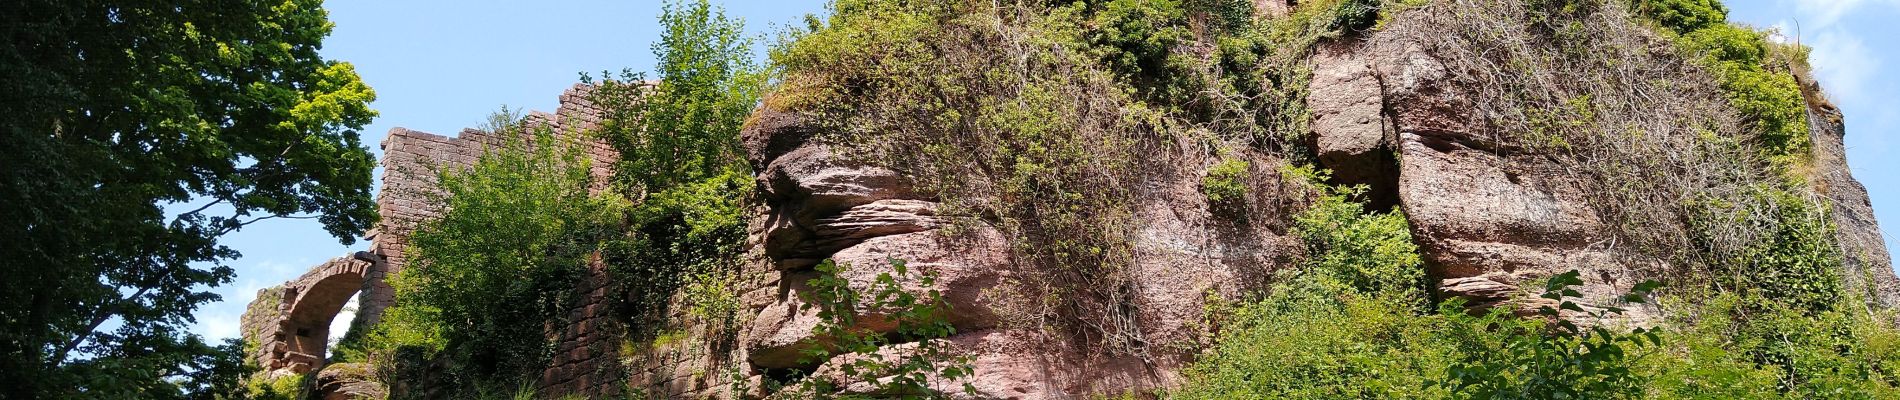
xmin=1634 ymin=0 xmax=1727 ymax=33
xmin=1652 ymin=293 xmax=1900 ymax=398
xmin=1177 ymin=172 xmax=1437 ymax=398
xmin=1439 ymin=271 xmax=1661 ymax=399
xmin=367 ymin=120 xmax=630 ymax=394
xmin=1200 ymin=156 xmax=1250 ymax=207
xmin=1632 ymin=0 xmax=1811 ymax=161
xmin=587 ymin=0 xmax=763 ymax=331
xmin=1187 ymin=0 xmax=1256 ymax=33
xmin=1179 ymin=224 xmax=1660 ymax=400
xmin=1175 ymin=275 xmax=1450 ymax=399
xmin=243 ymin=371 xmax=304 ymax=400
xmin=590 ymin=0 xmax=763 ymax=195
xmin=1286 ymin=166 xmax=1423 ymax=298
xmin=1689 ymin=186 xmax=1843 ymax=313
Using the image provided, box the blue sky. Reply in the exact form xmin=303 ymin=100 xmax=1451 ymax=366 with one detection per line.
xmin=186 ymin=0 xmax=1900 ymax=342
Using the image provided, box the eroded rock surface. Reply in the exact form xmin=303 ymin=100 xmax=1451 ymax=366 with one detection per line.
xmin=1806 ymin=99 xmax=1900 ymax=306
xmin=1301 ymin=7 xmax=1897 ymax=326
xmin=735 ymin=98 xmax=1304 ymax=397
xmin=1308 ymin=33 xmax=1659 ymax=322
xmin=1309 ymin=42 xmax=1399 ymax=208
xmin=314 ymin=363 xmax=387 ymax=400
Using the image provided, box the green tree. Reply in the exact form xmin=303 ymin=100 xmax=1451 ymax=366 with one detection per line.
xmin=589 ymin=0 xmax=765 ymax=196
xmin=353 ymin=1 xmax=764 ymax=393
xmin=373 ymin=119 xmax=629 ymax=393
xmin=0 ymin=0 xmax=377 ymax=397
xmin=585 ymin=0 xmax=764 ymax=324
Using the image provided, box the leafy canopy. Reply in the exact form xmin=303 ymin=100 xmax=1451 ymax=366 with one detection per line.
xmin=0 ymin=0 xmax=377 ymax=397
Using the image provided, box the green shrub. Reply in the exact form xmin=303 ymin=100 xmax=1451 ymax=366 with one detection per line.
xmin=587 ymin=0 xmax=760 ymax=333
xmin=1179 ymin=269 xmax=1664 ymax=400
xmin=1175 ymin=274 xmax=1452 ymax=399
xmin=1646 ymin=293 xmax=1900 ymax=398
xmin=1633 ymin=0 xmax=1728 ymax=35
xmin=613 ymin=168 xmax=751 ymax=322
xmin=1628 ymin=0 xmax=1811 ymax=162
xmin=1186 ymin=0 xmax=1256 ymax=33
xmin=244 ymin=372 xmax=305 ymax=400
xmin=1685 ymin=185 xmax=1843 ymax=314
xmin=589 ymin=0 xmax=765 ymax=196
xmin=1287 ymin=166 xmax=1424 ymax=299
xmin=1439 ymin=271 xmax=1662 ymax=400
xmin=1680 ymin=25 xmax=1811 ymax=161
xmin=370 ymin=121 xmax=631 ymax=393
xmin=1327 ymin=0 xmax=1385 ymax=34
xmin=1200 ymin=156 xmax=1250 ymax=206
xmin=1178 ymin=170 xmax=1440 ymax=398
xmin=1086 ymin=0 xmax=1192 ymax=101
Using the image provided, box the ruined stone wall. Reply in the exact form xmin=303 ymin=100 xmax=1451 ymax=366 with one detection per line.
xmin=369 ymin=86 xmax=615 ymax=321
xmin=367 ymin=85 xmax=645 ymax=397
xmin=242 ymin=85 xmax=646 ymax=397
xmin=238 ymin=286 xmax=288 ymax=367
xmin=534 ymin=260 xmax=630 ymax=396
xmin=237 ymin=254 xmax=374 ymax=374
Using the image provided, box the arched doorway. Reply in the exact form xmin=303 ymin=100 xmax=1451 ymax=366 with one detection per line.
xmin=256 ymin=254 xmax=374 ymax=373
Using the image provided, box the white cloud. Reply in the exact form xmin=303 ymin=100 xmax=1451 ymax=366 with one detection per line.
xmin=1806 ymin=30 xmax=1879 ymax=104
xmin=327 ymin=297 xmax=360 ymax=355
xmin=186 ymin=258 xmax=305 ymax=342
xmin=1765 ymin=20 xmax=1796 ymax=43
xmin=195 ymin=312 xmax=242 ymax=342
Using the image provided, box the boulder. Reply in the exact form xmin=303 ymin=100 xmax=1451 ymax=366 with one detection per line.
xmin=1308 ymin=42 xmax=1399 ymax=208
xmin=315 ymin=363 xmax=386 ymax=400
xmin=765 ymin=199 xmax=946 ymax=270
xmin=746 ymin=229 xmax=1011 ymax=369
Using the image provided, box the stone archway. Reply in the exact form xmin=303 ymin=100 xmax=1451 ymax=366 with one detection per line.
xmin=239 ymin=252 xmax=379 ymax=374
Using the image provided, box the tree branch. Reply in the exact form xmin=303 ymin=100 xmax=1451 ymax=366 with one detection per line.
xmin=212 ymin=214 xmax=320 ymax=237
xmin=48 ymin=286 xmax=151 ymax=367
xmin=170 ymin=198 xmax=226 ymax=225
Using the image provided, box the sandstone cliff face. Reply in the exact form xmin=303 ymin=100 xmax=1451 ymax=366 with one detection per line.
xmin=1303 ymin=0 xmax=1900 ymax=327
xmin=1308 ymin=30 xmax=1654 ymax=322
xmin=735 ymin=107 xmax=1306 ymax=397
xmin=1807 ymin=100 xmax=1900 ymax=307
xmin=720 ymin=3 xmax=1900 ymax=397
